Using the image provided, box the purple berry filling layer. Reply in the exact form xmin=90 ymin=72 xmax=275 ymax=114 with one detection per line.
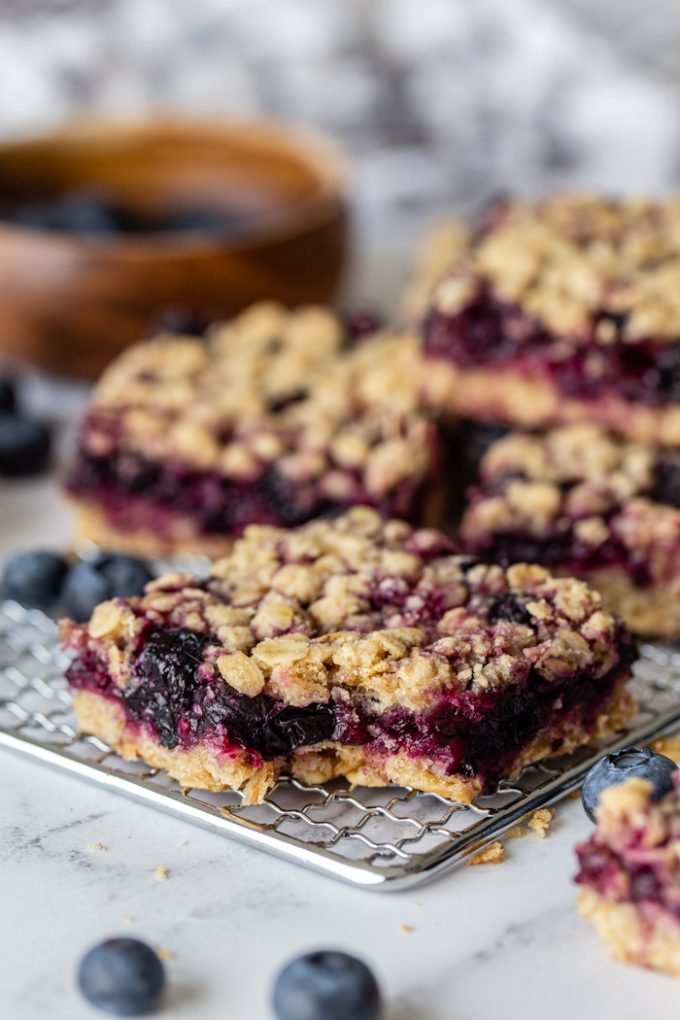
xmin=66 ymin=446 xmax=432 ymax=536
xmin=576 ymin=842 xmax=680 ymax=921
xmin=424 ymin=288 xmax=680 ymax=409
xmin=66 ymin=614 xmax=635 ymax=783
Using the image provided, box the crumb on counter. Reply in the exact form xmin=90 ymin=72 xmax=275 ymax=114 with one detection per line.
xmin=400 ymin=924 xmax=414 ymax=934
xmin=528 ymin=808 xmax=554 ymax=838
xmin=154 ymin=865 xmax=169 ymax=881
xmin=120 ymin=916 xmax=134 ymax=925
xmin=156 ymin=948 xmax=175 ymax=961
xmin=467 ymin=840 xmax=505 ymax=866
xmin=87 ymin=841 xmax=106 ymax=852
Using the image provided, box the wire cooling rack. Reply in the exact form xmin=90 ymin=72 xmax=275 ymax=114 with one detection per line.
xmin=1 ymin=598 xmax=679 ymax=892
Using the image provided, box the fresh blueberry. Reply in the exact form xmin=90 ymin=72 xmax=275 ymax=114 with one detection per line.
xmin=62 ymin=553 xmax=153 ymax=622
xmin=61 ymin=561 xmax=111 ymax=623
xmin=93 ymin=554 xmax=154 ymax=598
xmin=77 ymin=937 xmax=165 ymax=1016
xmin=581 ymin=747 xmax=677 ymax=822
xmin=1 ymin=550 xmax=69 ymax=609
xmin=0 ymin=414 xmax=51 ymax=477
xmin=0 ymin=376 xmax=16 ymax=413
xmin=272 ymin=950 xmax=381 ymax=1020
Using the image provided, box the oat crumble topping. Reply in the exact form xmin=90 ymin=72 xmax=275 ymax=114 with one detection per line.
xmin=433 ymin=193 xmax=680 ymax=343
xmin=462 ymin=423 xmax=680 ymax=584
xmin=63 ymin=507 xmax=626 ymax=717
xmin=77 ymin=302 xmax=431 ymax=499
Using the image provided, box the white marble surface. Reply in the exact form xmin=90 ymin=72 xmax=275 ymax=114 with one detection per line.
xmin=0 ymin=427 xmax=679 ymax=1020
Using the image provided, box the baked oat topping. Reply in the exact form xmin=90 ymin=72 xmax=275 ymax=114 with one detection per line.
xmin=62 ymin=507 xmax=628 ymax=716
xmin=461 ymin=423 xmax=680 ymax=586
xmin=78 ymin=302 xmax=429 ymax=494
xmin=433 ymin=193 xmax=680 ymax=344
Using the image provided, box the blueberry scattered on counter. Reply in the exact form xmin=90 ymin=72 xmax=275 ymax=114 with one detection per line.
xmin=1 ymin=551 xmax=69 ymax=609
xmin=581 ymin=747 xmax=677 ymax=822
xmin=91 ymin=553 xmax=155 ymax=599
xmin=1 ymin=549 xmax=153 ymax=618
xmin=77 ymin=937 xmax=165 ymax=1016
xmin=273 ymin=950 xmax=382 ymax=1020
xmin=61 ymin=553 xmax=154 ymax=622
xmin=0 ymin=375 xmax=16 ymax=413
xmin=0 ymin=414 xmax=51 ymax=476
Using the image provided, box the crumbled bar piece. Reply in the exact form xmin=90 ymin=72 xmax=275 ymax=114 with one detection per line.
xmin=576 ymin=774 xmax=680 ymax=977
xmin=62 ymin=508 xmax=636 ymax=806
xmin=423 ymin=193 xmax=680 ymax=445
xmin=461 ymin=422 xmax=680 ymax=639
xmin=66 ymin=302 xmax=438 ymax=557
xmin=528 ymin=808 xmax=554 ymax=838
xmin=467 ymin=841 xmax=506 ymax=866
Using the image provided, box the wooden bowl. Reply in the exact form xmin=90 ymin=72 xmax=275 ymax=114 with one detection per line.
xmin=0 ymin=117 xmax=348 ymax=378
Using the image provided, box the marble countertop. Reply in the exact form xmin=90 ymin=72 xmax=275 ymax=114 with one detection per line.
xmin=1 ymin=400 xmax=679 ymax=1020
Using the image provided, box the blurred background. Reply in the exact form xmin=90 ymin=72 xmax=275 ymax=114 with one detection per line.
xmin=2 ymin=0 xmax=679 ymax=305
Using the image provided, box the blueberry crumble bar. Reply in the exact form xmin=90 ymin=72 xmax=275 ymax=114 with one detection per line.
xmin=460 ymin=423 xmax=680 ymax=639
xmin=65 ymin=303 xmax=437 ymax=557
xmin=423 ymin=193 xmax=680 ymax=445
xmin=61 ymin=507 xmax=636 ymax=804
xmin=576 ymin=775 xmax=680 ymax=977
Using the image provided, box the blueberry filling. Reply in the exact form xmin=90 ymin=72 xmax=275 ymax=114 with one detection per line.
xmin=464 ymin=522 xmax=653 ymax=588
xmin=67 ymin=617 xmax=634 ymax=782
xmin=66 ymin=441 xmax=432 ymax=536
xmin=424 ymin=288 xmax=680 ymax=408
xmin=67 ymin=627 xmax=335 ymax=758
xmin=576 ymin=843 xmax=679 ymax=919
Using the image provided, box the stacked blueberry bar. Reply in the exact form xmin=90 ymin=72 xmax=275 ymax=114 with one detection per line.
xmin=66 ymin=303 xmax=438 ymax=557
xmin=576 ymin=774 xmax=680 ymax=978
xmin=422 ymin=194 xmax=680 ymax=446
xmin=460 ymin=423 xmax=680 ymax=639
xmin=61 ymin=507 xmax=636 ymax=804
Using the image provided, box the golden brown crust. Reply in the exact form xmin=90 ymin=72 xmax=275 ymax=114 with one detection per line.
xmin=578 ymin=888 xmax=680 ymax=978
xmin=70 ymin=500 xmax=237 ymax=560
xmin=72 ymin=690 xmax=276 ymax=805
xmin=73 ymin=684 xmax=632 ymax=806
xmin=422 ymin=360 xmax=680 ymax=445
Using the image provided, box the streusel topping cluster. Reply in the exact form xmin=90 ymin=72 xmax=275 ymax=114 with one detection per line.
xmin=80 ymin=302 xmax=432 ymax=499
xmin=462 ymin=424 xmax=680 ymax=578
xmin=63 ymin=508 xmax=624 ymax=715
xmin=433 ymin=193 xmax=680 ymax=343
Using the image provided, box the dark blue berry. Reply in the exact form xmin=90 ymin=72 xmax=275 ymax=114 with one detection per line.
xmin=0 ymin=376 xmax=16 ymax=413
xmin=62 ymin=562 xmax=110 ymax=623
xmin=273 ymin=950 xmax=381 ymax=1020
xmin=77 ymin=937 xmax=165 ymax=1016
xmin=1 ymin=550 xmax=68 ymax=609
xmin=582 ymin=747 xmax=677 ymax=822
xmin=0 ymin=414 xmax=51 ymax=476
xmin=62 ymin=554 xmax=153 ymax=623
xmin=93 ymin=554 xmax=154 ymax=598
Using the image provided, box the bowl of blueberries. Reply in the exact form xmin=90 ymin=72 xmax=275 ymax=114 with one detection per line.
xmin=0 ymin=117 xmax=347 ymax=379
